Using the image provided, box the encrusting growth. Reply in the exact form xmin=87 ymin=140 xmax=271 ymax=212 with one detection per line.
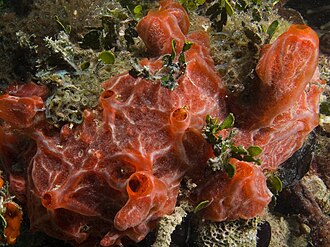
xmin=0 ymin=0 xmax=324 ymax=246
xmin=230 ymin=24 xmax=320 ymax=130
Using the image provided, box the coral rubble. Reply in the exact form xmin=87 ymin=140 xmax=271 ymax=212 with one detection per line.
xmin=192 ymin=218 xmax=259 ymax=247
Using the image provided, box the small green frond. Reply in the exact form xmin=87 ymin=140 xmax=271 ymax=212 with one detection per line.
xmin=224 ymin=163 xmax=236 ymax=178
xmin=98 ymin=51 xmax=115 ymax=65
xmin=219 ymin=113 xmax=235 ymax=130
xmin=247 ymin=146 xmax=262 ymax=157
xmin=194 ymin=200 xmax=210 ymax=213
xmin=267 ymin=175 xmax=283 ymax=194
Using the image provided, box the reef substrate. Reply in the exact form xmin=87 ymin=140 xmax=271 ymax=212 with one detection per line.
xmin=0 ymin=0 xmax=327 ymax=246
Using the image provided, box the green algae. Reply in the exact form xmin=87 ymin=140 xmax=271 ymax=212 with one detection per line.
xmin=36 ymin=0 xmax=146 ymax=127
